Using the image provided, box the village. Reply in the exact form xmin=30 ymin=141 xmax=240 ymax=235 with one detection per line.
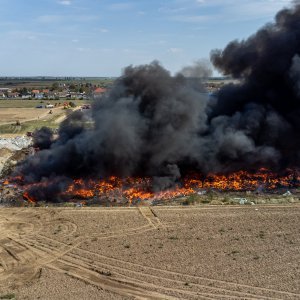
xmin=0 ymin=83 xmax=106 ymax=100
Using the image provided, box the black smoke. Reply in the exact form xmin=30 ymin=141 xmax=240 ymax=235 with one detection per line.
xmin=33 ymin=127 xmax=53 ymax=150
xmin=15 ymin=2 xmax=300 ymax=200
xmin=209 ymin=2 xmax=300 ymax=170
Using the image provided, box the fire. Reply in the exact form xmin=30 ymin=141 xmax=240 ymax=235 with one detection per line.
xmin=198 ymin=169 xmax=298 ymax=191
xmin=8 ymin=168 xmax=300 ymax=204
xmin=65 ymin=179 xmax=95 ymax=198
xmin=23 ymin=191 xmax=35 ymax=203
xmin=61 ymin=169 xmax=300 ymax=203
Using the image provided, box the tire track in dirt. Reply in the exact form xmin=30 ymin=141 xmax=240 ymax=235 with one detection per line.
xmin=0 ymin=238 xmax=40 ymax=287
xmin=1 ymin=208 xmax=299 ymax=299
xmin=9 ymin=234 xmax=210 ymax=299
xmin=0 ymin=210 xmax=71 ymax=287
xmin=64 ymin=251 xmax=256 ymax=300
xmin=16 ymin=234 xmax=288 ymax=300
xmin=14 ymin=221 xmax=295 ymax=299
xmin=138 ymin=206 xmax=164 ymax=229
xmin=4 ymin=209 xmax=175 ymax=299
xmin=69 ymin=249 xmax=290 ymax=300
xmin=10 ymin=223 xmax=176 ymax=300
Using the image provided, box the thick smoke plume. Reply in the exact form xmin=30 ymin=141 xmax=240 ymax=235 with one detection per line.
xmin=16 ymin=2 xmax=300 ymax=201
xmin=209 ymin=2 xmax=300 ymax=171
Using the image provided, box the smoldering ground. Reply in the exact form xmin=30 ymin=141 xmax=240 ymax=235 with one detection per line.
xmin=15 ymin=2 xmax=300 ymax=201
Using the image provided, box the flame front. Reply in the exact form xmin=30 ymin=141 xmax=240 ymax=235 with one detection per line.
xmin=10 ymin=169 xmax=300 ymax=203
xmin=61 ymin=169 xmax=300 ymax=203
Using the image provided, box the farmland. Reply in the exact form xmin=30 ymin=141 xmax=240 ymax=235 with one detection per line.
xmin=0 ymin=77 xmax=115 ymax=90
xmin=0 ymin=100 xmax=86 ymax=136
xmin=0 ymin=205 xmax=299 ymax=299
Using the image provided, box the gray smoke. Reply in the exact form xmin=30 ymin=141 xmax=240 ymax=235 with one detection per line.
xmin=179 ymin=59 xmax=213 ymax=78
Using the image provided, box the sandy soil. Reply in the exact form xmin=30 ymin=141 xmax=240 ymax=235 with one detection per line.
xmin=0 ymin=149 xmax=13 ymax=174
xmin=0 ymin=205 xmax=299 ymax=299
xmin=0 ymin=108 xmax=65 ymax=126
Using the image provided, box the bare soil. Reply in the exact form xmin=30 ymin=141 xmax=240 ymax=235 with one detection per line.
xmin=0 ymin=205 xmax=299 ymax=299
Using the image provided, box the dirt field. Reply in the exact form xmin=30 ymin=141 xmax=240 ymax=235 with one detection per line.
xmin=0 ymin=205 xmax=299 ymax=299
xmin=0 ymin=108 xmax=66 ymax=126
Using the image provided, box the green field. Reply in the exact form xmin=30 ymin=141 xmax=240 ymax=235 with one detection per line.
xmin=0 ymin=77 xmax=115 ymax=89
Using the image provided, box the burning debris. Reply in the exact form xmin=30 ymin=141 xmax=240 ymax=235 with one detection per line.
xmin=9 ymin=2 xmax=300 ymax=203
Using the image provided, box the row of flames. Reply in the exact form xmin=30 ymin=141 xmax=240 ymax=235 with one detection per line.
xmin=4 ymin=168 xmax=298 ymax=203
xmin=64 ymin=169 xmax=299 ymax=202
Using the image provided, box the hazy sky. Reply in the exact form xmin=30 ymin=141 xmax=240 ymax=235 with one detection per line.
xmin=0 ymin=0 xmax=292 ymax=76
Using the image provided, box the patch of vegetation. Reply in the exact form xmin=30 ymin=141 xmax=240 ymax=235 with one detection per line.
xmin=68 ymin=101 xmax=76 ymax=108
xmin=257 ymin=230 xmax=265 ymax=239
xmin=0 ymin=99 xmax=85 ymax=109
xmin=99 ymin=270 xmax=112 ymax=276
xmin=0 ymin=294 xmax=15 ymax=300
xmin=54 ymin=225 xmax=62 ymax=235
xmin=62 ymin=202 xmax=75 ymax=207
xmin=0 ymin=117 xmax=59 ymax=134
xmin=182 ymin=194 xmax=202 ymax=205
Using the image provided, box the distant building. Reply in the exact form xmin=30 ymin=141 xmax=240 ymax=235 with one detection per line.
xmin=93 ymin=87 xmax=106 ymax=95
xmin=0 ymin=88 xmax=12 ymax=93
xmin=34 ymin=93 xmax=44 ymax=99
xmin=7 ymin=92 xmax=19 ymax=98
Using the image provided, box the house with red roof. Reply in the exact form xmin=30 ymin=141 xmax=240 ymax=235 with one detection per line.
xmin=93 ymin=87 xmax=106 ymax=95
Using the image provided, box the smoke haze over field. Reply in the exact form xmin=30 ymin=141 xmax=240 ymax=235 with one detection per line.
xmin=16 ymin=2 xmax=300 ymax=201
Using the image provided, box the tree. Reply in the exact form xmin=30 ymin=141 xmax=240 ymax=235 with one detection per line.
xmin=20 ymin=87 xmax=28 ymax=95
xmin=51 ymin=82 xmax=59 ymax=91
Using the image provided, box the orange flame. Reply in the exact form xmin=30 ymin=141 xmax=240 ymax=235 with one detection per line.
xmin=23 ymin=191 xmax=35 ymax=203
xmin=61 ymin=169 xmax=299 ymax=202
xmin=10 ymin=168 xmax=299 ymax=204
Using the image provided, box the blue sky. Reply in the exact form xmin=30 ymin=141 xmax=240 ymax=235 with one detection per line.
xmin=0 ymin=0 xmax=292 ymax=76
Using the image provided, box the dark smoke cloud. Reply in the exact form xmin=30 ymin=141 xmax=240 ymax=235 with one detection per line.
xmin=33 ymin=127 xmax=53 ymax=150
xmin=210 ymin=1 xmax=300 ymax=170
xmin=16 ymin=61 xmax=209 ymax=200
xmin=15 ymin=3 xmax=300 ymax=200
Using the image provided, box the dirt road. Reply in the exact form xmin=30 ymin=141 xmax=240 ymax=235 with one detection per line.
xmin=0 ymin=205 xmax=299 ymax=299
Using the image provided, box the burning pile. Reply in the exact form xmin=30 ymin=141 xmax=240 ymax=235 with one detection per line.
xmin=11 ymin=2 xmax=300 ymax=203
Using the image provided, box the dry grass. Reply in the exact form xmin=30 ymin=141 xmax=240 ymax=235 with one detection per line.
xmin=0 ymin=100 xmax=89 ymax=134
